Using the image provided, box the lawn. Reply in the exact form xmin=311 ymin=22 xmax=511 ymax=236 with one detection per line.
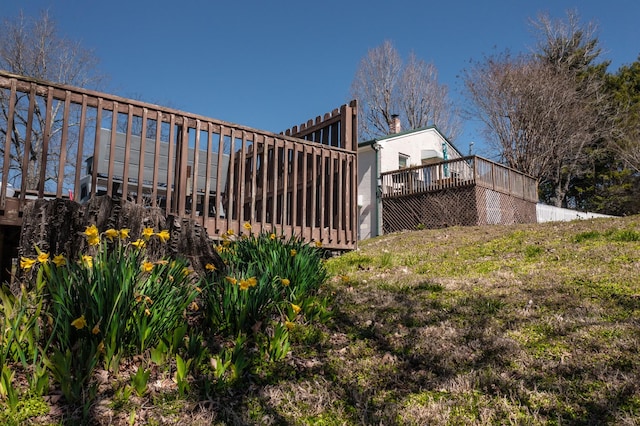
xmin=4 ymin=216 xmax=640 ymax=425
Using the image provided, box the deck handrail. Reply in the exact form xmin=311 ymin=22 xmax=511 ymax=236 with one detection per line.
xmin=380 ymin=155 xmax=538 ymax=203
xmin=0 ymin=70 xmax=358 ymax=250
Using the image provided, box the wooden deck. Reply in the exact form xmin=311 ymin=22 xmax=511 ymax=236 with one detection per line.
xmin=379 ymin=156 xmax=538 ymax=231
xmin=0 ymin=70 xmax=358 ymax=250
xmin=380 ymin=156 xmax=538 ymax=203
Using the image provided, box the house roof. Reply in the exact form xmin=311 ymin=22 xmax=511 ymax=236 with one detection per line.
xmin=358 ymin=124 xmax=464 ymax=157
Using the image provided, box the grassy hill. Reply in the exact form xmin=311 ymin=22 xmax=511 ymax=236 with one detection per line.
xmin=244 ymin=215 xmax=640 ymax=425
xmin=15 ymin=215 xmax=640 ymax=425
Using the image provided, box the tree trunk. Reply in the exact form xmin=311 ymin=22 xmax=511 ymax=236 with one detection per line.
xmin=18 ymin=195 xmax=224 ymax=281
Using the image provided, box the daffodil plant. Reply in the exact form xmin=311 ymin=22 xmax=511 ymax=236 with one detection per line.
xmin=20 ymin=224 xmax=196 ymax=402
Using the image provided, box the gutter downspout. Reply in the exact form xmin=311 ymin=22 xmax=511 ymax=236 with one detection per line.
xmin=372 ymin=142 xmax=383 ymax=237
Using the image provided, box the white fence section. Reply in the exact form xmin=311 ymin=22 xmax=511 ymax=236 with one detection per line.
xmin=536 ymin=204 xmax=614 ymax=223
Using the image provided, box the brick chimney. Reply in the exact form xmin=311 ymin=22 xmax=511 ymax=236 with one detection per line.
xmin=390 ymin=114 xmax=401 ymax=134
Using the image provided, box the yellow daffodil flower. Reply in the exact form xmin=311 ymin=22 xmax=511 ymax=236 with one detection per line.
xmin=284 ymin=321 xmax=295 ymax=330
xmin=225 ymin=276 xmax=238 ymax=285
xmin=141 ymin=261 xmax=154 ymax=273
xmin=182 ymin=267 xmax=190 ymax=276
xmin=144 ymin=296 xmax=153 ymax=305
xmin=315 ymin=241 xmax=322 ymax=248
xmin=226 ymin=229 xmax=234 ymax=236
xmin=239 ymin=279 xmax=250 ymax=291
xmin=246 ymin=277 xmax=258 ymax=287
xmin=87 ymin=235 xmax=100 ymax=246
xmin=155 ymin=259 xmax=169 ymax=265
xmin=281 ymin=278 xmax=290 ymax=287
xmin=243 ymin=222 xmax=252 ymax=231
xmin=131 ymin=239 xmax=146 ymax=249
xmin=189 ymin=302 xmax=199 ymax=311
xmin=144 ymin=308 xmax=151 ymax=316
xmin=71 ymin=315 xmax=87 ymax=330
xmin=84 ymin=224 xmax=99 ymax=238
xmin=104 ymin=228 xmax=119 ymax=242
xmin=82 ymin=255 xmax=93 ymax=268
xmin=205 ymin=263 xmax=216 ymax=272
xmin=52 ymin=254 xmax=66 ymax=267
xmin=270 ymin=233 xmax=276 ymax=240
xmin=119 ymin=228 xmax=130 ymax=240
xmin=142 ymin=227 xmax=154 ymax=241
xmin=290 ymin=249 xmax=297 ymax=257
xmin=92 ymin=324 xmax=100 ymax=335
xmin=291 ymin=303 xmax=301 ymax=315
xmin=37 ymin=252 xmax=49 ymax=263
xmin=20 ymin=257 xmax=36 ymax=270
xmin=156 ymin=229 xmax=170 ymax=243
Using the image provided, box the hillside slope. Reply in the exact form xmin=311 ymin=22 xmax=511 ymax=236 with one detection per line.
xmin=282 ymin=216 xmax=640 ymax=425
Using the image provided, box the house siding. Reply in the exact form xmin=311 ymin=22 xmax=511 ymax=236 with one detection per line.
xmin=358 ymin=147 xmax=376 ymax=240
xmin=357 ymin=126 xmax=463 ymax=240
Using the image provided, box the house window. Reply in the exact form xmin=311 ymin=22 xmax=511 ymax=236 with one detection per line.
xmin=399 ymin=153 xmax=409 ymax=169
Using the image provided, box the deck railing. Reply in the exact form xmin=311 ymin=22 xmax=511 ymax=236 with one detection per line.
xmin=381 ymin=156 xmax=538 ymax=203
xmin=0 ymin=70 xmax=358 ymax=250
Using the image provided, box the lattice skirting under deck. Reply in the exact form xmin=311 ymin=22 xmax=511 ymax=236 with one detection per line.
xmin=381 ymin=186 xmax=536 ymax=234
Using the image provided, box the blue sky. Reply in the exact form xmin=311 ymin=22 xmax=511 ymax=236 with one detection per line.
xmin=4 ymin=0 xmax=640 ymax=156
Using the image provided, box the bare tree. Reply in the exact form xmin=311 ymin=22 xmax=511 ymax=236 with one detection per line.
xmin=399 ymin=53 xmax=461 ymax=140
xmin=462 ymin=11 xmax=610 ymax=207
xmin=0 ymin=10 xmax=104 ymax=191
xmin=350 ymin=41 xmax=402 ymax=140
xmin=530 ymin=9 xmax=602 ymax=74
xmin=350 ymin=40 xmax=460 ymax=141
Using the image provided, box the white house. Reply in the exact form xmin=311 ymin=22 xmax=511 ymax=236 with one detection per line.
xmin=358 ymin=121 xmax=464 ymax=240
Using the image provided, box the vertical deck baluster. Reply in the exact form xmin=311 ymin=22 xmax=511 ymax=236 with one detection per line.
xmin=318 ymin=149 xmax=326 ymax=244
xmin=280 ymin=140 xmax=290 ymax=232
xmin=151 ymin=111 xmax=162 ymax=208
xmin=290 ymin=143 xmax=299 ymax=234
xmin=308 ymin=147 xmax=317 ymax=242
xmin=260 ymin=137 xmax=270 ymax=229
xmin=176 ymin=118 xmax=188 ymax=217
xmin=214 ymin=126 xmax=226 ymax=232
xmin=237 ymin=131 xmax=247 ymax=226
xmin=38 ymin=87 xmax=54 ymax=197
xmin=106 ymin=101 xmax=118 ymax=197
xmin=203 ymin=122 xmax=213 ymax=222
xmin=73 ymin=94 xmax=88 ymax=198
xmin=165 ymin=114 xmax=176 ymax=214
xmin=19 ymin=83 xmax=36 ymax=202
xmin=190 ymin=119 xmax=201 ymax=218
xmin=91 ymin=98 xmax=103 ymax=199
xmin=300 ymin=145 xmax=308 ymax=232
xmin=225 ymin=129 xmax=236 ymax=232
xmin=337 ymin=153 xmax=345 ymax=243
xmin=56 ymin=91 xmax=71 ymax=198
xmin=249 ymin=133 xmax=259 ymax=227
xmin=270 ymin=139 xmax=279 ymax=228
xmin=121 ymin=104 xmax=133 ymax=198
xmin=1 ymin=79 xmax=16 ymax=209
xmin=136 ymin=108 xmax=148 ymax=204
